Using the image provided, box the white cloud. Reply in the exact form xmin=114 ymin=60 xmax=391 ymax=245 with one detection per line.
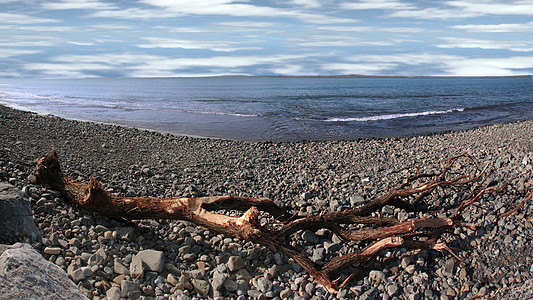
xmin=89 ymin=24 xmax=134 ymax=30
xmin=321 ymin=62 xmax=397 ymax=74
xmin=67 ymin=41 xmax=95 ymax=46
xmin=289 ymin=0 xmax=322 ymax=8
xmin=128 ymin=54 xmax=317 ymax=77
xmin=447 ymin=0 xmax=533 ymax=16
xmin=139 ymin=0 xmax=353 ymax=23
xmin=341 ymin=0 xmax=416 ymax=10
xmin=268 ymin=64 xmax=309 ymax=75
xmin=136 ymin=54 xmax=309 ymax=69
xmin=0 ymin=13 xmax=59 ymax=24
xmin=453 ymin=22 xmax=533 ymax=32
xmin=137 ymin=37 xmax=262 ymax=52
xmin=343 ymin=53 xmax=462 ymax=70
xmin=91 ymin=7 xmax=183 ymax=19
xmin=42 ymin=0 xmax=118 ymax=10
xmin=316 ymin=25 xmax=423 ymax=33
xmin=445 ymin=56 xmax=533 ymax=76
xmin=386 ymin=0 xmax=533 ymax=20
xmin=218 ymin=21 xmax=280 ymax=28
xmin=50 ymin=53 xmax=162 ymax=65
xmin=0 ymin=48 xmax=41 ymax=59
xmin=387 ymin=7 xmax=480 ymax=19
xmin=330 ymin=53 xmax=533 ymax=76
xmin=294 ymin=39 xmax=393 ymax=47
xmin=289 ymin=34 xmax=395 ymax=47
xmin=23 ymin=62 xmax=113 ymax=78
xmin=20 ymin=53 xmax=315 ymax=78
xmin=436 ymin=37 xmax=533 ymax=52
xmin=0 ymin=39 xmax=61 ymax=47
xmin=316 ymin=26 xmax=371 ymax=32
xmin=13 ymin=25 xmax=74 ymax=32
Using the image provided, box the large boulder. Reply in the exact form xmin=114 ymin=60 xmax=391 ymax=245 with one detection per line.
xmin=0 ymin=243 xmax=88 ymax=299
xmin=0 ymin=182 xmax=41 ymax=243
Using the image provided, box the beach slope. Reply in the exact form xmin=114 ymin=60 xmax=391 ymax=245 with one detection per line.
xmin=1 ymin=104 xmax=532 ymax=299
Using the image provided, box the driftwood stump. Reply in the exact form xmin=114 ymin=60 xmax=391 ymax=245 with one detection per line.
xmin=33 ymin=150 xmax=531 ymax=293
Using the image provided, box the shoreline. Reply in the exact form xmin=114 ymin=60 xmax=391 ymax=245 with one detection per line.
xmin=2 ymin=102 xmax=532 ymax=143
xmin=1 ymin=104 xmax=533 ymax=299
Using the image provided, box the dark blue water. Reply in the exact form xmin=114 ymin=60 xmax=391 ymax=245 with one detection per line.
xmin=1 ymin=76 xmax=532 ymax=141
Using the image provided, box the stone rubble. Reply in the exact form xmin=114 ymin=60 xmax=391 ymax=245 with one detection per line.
xmin=1 ymin=104 xmax=532 ymax=299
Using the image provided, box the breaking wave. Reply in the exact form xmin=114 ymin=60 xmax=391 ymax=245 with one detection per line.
xmin=325 ymin=108 xmax=465 ymax=122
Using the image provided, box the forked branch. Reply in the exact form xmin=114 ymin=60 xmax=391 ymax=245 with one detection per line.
xmin=33 ymin=151 xmax=529 ymax=293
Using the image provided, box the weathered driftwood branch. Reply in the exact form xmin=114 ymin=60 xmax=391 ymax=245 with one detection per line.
xmin=33 ymin=150 xmax=529 ymax=293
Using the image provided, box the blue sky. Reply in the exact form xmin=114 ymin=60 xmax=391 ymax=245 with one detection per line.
xmin=1 ymin=0 xmax=532 ymax=78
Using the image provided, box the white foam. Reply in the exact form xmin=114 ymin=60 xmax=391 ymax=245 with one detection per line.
xmin=325 ymin=108 xmax=464 ymax=122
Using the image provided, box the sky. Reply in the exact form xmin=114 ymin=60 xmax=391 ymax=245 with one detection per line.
xmin=1 ymin=0 xmax=533 ymax=78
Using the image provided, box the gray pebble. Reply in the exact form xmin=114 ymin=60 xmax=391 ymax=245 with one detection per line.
xmin=301 ymin=230 xmax=319 ymax=243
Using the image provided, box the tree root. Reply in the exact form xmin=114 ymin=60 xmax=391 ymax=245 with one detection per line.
xmin=33 ymin=150 xmax=530 ymax=293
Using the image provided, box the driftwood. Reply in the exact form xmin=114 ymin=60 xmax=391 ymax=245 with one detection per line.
xmin=33 ymin=150 xmax=530 ymax=293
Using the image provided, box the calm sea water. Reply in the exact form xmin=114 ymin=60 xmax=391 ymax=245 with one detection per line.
xmin=1 ymin=76 xmax=532 ymax=141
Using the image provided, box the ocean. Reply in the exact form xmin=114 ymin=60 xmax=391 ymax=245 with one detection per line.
xmin=1 ymin=76 xmax=532 ymax=141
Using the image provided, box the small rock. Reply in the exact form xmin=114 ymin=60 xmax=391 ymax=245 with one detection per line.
xmin=142 ymin=285 xmax=155 ymax=296
xmin=88 ymin=249 xmax=106 ymax=266
xmin=70 ymin=269 xmax=87 ymax=283
xmin=130 ymin=249 xmax=164 ymax=277
xmin=116 ymin=227 xmax=135 ymax=242
xmin=27 ymin=174 xmax=37 ymax=184
xmin=68 ymin=238 xmax=81 ymax=247
xmin=255 ymin=277 xmax=272 ymax=293
xmin=387 ymin=284 xmax=399 ymax=296
xmin=247 ymin=289 xmax=262 ymax=298
xmin=300 ymin=192 xmax=313 ymax=200
xmin=43 ymin=247 xmax=61 ymax=255
xmin=142 ymin=167 xmax=152 ymax=176
xmin=446 ymin=287 xmax=457 ymax=297
xmin=93 ymin=224 xmax=108 ymax=233
xmin=459 ymin=268 xmax=467 ymax=280
xmin=114 ymin=260 xmax=129 ymax=275
xmin=176 ymin=274 xmax=193 ymax=291
xmin=224 ymin=278 xmax=239 ymax=291
xmin=165 ymin=263 xmax=181 ymax=275
xmin=350 ymin=194 xmax=365 ymax=206
xmin=106 ymin=286 xmax=121 ymax=300
xmin=129 ymin=256 xmax=144 ymax=278
xmin=280 ymin=288 xmax=293 ymax=299
xmin=368 ymin=270 xmax=386 ymax=284
xmin=305 ymin=282 xmax=315 ymax=296
xmin=382 ymin=206 xmax=394 ymax=215
xmin=236 ymin=269 xmax=252 ymax=281
xmin=212 ymin=271 xmax=226 ymax=291
xmin=324 ymin=241 xmax=341 ymax=253
xmin=405 ymin=265 xmax=416 ymax=274
xmin=424 ymin=289 xmax=433 ymax=297
xmin=113 ymin=274 xmax=126 ymax=285
xmin=121 ymin=280 xmax=140 ymax=298
xmin=503 ymin=235 xmax=514 ymax=244
xmin=312 ymin=247 xmax=325 ymax=262
xmin=401 ymin=256 xmax=413 ymax=269
xmin=226 ymin=256 xmax=246 ymax=272
xmin=301 ymin=230 xmax=319 ymax=243
xmin=192 ymin=279 xmax=210 ymax=296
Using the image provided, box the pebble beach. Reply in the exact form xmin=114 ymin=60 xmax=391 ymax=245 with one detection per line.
xmin=1 ymin=104 xmax=532 ymax=299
